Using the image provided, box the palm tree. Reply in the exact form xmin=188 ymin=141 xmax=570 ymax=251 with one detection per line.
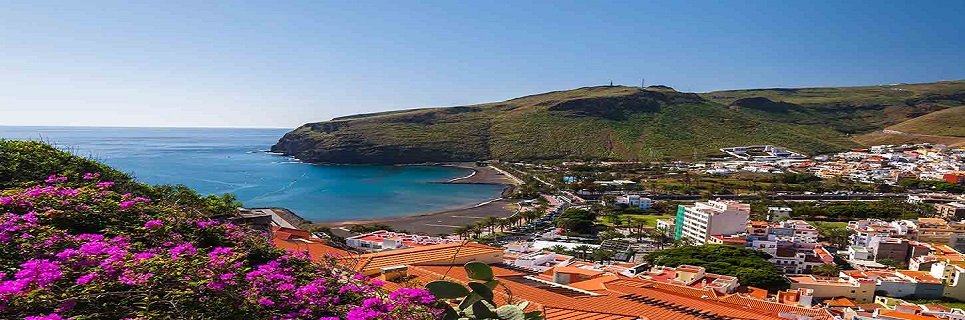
xmin=470 ymin=223 xmax=484 ymax=238
xmin=591 ymin=249 xmax=614 ymax=263
xmin=482 ymin=216 xmax=501 ymax=235
xmin=497 ymin=218 xmax=511 ymax=233
xmin=454 ymin=225 xmax=472 ymax=239
xmin=573 ymin=245 xmax=593 ymax=261
xmin=548 ymin=245 xmax=570 ymax=255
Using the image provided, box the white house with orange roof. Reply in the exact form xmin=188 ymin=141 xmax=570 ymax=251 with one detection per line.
xmin=345 ymin=230 xmax=457 ymax=251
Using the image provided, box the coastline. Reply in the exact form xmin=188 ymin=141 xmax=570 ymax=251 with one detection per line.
xmin=311 ymin=163 xmax=523 ymax=236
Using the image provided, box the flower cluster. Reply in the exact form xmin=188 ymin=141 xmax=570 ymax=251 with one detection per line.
xmin=0 ymin=173 xmax=440 ymax=319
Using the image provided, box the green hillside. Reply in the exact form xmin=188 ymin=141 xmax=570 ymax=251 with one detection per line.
xmin=273 ymin=81 xmax=965 ymax=164
xmin=886 ymin=106 xmax=965 ymax=137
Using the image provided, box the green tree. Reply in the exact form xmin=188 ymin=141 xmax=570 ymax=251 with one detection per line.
xmin=645 ymin=245 xmax=790 ymax=292
xmin=812 ymin=263 xmax=841 ymax=277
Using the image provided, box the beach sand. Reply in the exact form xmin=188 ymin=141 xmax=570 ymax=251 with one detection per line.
xmin=314 ymin=164 xmax=522 ymax=236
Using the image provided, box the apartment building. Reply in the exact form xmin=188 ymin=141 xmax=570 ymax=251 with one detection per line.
xmin=675 ymin=199 xmax=751 ymax=244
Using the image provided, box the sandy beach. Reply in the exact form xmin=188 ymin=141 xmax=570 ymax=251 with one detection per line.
xmin=314 ymin=163 xmax=523 ymax=236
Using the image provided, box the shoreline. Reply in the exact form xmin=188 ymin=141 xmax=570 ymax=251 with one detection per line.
xmin=310 ymin=163 xmax=523 ymax=235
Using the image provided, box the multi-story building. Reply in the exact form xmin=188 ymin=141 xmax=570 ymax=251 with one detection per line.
xmin=675 ymin=200 xmax=750 ymax=244
xmin=935 ymin=202 xmax=965 ymax=220
xmin=787 ymin=275 xmax=876 ymax=303
xmin=841 ymin=270 xmax=944 ymax=299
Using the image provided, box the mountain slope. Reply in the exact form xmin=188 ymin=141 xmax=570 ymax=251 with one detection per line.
xmin=885 ymin=106 xmax=965 ymax=137
xmin=273 ymin=81 xmax=965 ymax=164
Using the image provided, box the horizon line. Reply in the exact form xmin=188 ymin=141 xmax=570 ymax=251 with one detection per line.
xmin=0 ymin=124 xmax=294 ymax=130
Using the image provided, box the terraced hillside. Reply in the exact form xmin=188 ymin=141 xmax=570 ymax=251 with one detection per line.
xmin=273 ymin=81 xmax=965 ymax=164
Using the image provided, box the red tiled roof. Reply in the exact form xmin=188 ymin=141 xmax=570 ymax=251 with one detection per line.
xmin=344 ymin=242 xmax=503 ymax=274
xmin=542 ymin=307 xmax=635 ymax=320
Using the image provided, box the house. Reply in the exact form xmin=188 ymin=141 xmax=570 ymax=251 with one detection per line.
xmin=343 ymin=241 xmax=503 ymax=276
xmin=787 ymin=275 xmax=876 ymax=303
xmin=270 ymin=226 xmax=350 ymax=259
xmin=841 ymin=270 xmax=944 ymax=299
xmin=345 ymin=230 xmax=457 ymax=251
xmin=614 ymin=194 xmax=652 ymax=210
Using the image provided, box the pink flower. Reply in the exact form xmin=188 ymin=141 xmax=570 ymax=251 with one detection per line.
xmin=143 ymin=220 xmax=163 ymax=229
xmin=76 ymin=273 xmax=97 ymax=285
xmin=119 ymin=200 xmax=136 ymax=210
xmin=257 ymin=297 xmax=275 ymax=306
xmin=96 ymin=181 xmax=115 ymax=189
xmin=25 ymin=313 xmax=64 ymax=320
xmin=169 ymin=243 xmax=196 ymax=261
xmin=82 ymin=172 xmax=100 ymax=180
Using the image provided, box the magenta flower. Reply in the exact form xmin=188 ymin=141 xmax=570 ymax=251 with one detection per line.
xmin=143 ymin=220 xmax=163 ymax=229
xmin=119 ymin=200 xmax=136 ymax=210
xmin=168 ymin=243 xmax=197 ymax=261
xmin=25 ymin=313 xmax=65 ymax=320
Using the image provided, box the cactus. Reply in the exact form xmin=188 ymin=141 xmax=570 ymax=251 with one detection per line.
xmin=425 ymin=262 xmax=543 ymax=320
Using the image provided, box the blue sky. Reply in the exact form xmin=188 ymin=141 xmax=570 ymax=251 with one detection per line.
xmin=1 ymin=1 xmax=963 ymax=128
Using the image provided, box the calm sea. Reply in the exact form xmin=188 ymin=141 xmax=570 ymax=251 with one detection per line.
xmin=0 ymin=126 xmax=504 ymax=222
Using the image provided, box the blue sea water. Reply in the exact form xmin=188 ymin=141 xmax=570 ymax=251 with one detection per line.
xmin=0 ymin=126 xmax=505 ymax=222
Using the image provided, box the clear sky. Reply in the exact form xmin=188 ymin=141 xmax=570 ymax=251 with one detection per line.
xmin=2 ymin=1 xmax=964 ymax=128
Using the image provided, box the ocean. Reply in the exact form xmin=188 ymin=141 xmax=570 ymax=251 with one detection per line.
xmin=0 ymin=126 xmax=505 ymax=222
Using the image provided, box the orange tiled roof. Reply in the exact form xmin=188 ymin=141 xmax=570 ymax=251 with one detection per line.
xmin=542 ymin=307 xmax=635 ymax=320
xmin=272 ymin=237 xmax=350 ymax=258
xmin=344 ymin=241 xmax=503 ymax=274
xmin=878 ymin=309 xmax=942 ymax=320
xmin=824 ymin=297 xmax=857 ymax=307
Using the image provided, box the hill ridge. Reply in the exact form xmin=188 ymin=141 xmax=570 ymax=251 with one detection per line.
xmin=272 ymin=80 xmax=965 ymax=164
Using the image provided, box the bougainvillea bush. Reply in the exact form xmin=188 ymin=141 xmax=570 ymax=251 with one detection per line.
xmin=0 ymin=141 xmax=441 ymax=319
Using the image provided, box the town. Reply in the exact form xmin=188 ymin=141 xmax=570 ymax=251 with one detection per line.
xmin=254 ymin=143 xmax=965 ymax=320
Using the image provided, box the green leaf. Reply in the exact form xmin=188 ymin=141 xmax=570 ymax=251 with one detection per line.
xmin=472 ymin=300 xmax=497 ymax=319
xmin=464 ymin=261 xmax=494 ymax=281
xmin=426 ymin=280 xmax=471 ymax=299
xmin=468 ymin=281 xmax=494 ymax=301
xmin=443 ymin=305 xmax=460 ymax=320
xmin=483 ymin=279 xmax=499 ymax=289
xmin=459 ymin=292 xmax=483 ymax=311
xmin=496 ymin=305 xmax=526 ymax=320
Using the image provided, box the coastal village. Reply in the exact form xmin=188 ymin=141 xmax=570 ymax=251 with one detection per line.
xmin=250 ymin=143 xmax=965 ymax=320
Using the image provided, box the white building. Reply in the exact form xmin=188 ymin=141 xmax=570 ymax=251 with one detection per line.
xmin=614 ymin=194 xmax=652 ymax=210
xmin=675 ymin=200 xmax=750 ymax=244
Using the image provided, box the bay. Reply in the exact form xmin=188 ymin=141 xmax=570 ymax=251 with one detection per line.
xmin=0 ymin=126 xmax=505 ymax=222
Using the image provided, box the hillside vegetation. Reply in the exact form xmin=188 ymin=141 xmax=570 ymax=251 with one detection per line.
xmin=886 ymin=106 xmax=965 ymax=137
xmin=273 ymin=81 xmax=965 ymax=164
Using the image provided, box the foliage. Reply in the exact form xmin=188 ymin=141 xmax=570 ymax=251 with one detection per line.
xmin=877 ymin=258 xmax=902 ymax=268
xmin=812 ymin=264 xmax=841 ymax=277
xmin=812 ymin=222 xmax=855 ymax=249
xmin=424 ymin=262 xmax=542 ymax=320
xmin=555 ymin=209 xmax=596 ymax=235
xmin=349 ymin=224 xmax=396 ymax=234
xmin=0 ymin=141 xmax=445 ymax=319
xmin=644 ymin=245 xmax=790 ymax=291
xmin=899 ymin=179 xmax=965 ymax=193
xmin=790 ymin=200 xmax=927 ymax=221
